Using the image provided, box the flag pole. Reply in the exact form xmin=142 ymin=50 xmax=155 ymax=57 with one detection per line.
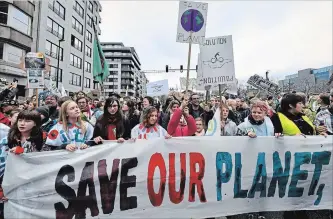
xmin=185 ymin=31 xmax=193 ymax=94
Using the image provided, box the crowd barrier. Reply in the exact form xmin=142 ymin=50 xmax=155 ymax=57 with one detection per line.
xmin=3 ymin=136 xmax=333 ymax=218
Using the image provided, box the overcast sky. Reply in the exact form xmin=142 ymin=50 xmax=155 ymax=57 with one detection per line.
xmin=99 ymin=1 xmax=332 ymax=88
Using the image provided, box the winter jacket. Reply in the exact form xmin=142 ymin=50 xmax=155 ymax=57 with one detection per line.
xmin=167 ymin=108 xmax=196 ymax=137
xmin=124 ymin=113 xmax=140 ymax=139
xmin=0 ymin=88 xmax=18 ymax=101
xmin=188 ymin=104 xmax=204 ymax=119
xmin=200 ymin=110 xmax=214 ymax=129
xmin=159 ymin=111 xmax=168 ymax=129
xmin=221 ymin=119 xmax=238 ymax=136
xmin=0 ymin=113 xmax=10 ymax=127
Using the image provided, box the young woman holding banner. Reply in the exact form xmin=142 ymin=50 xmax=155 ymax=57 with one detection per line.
xmin=45 ymin=100 xmax=93 ymax=152
xmin=236 ymin=101 xmax=275 ymax=137
xmin=92 ymin=98 xmax=128 ymax=145
xmin=0 ymin=110 xmax=47 ymax=219
xmin=131 ymin=106 xmax=171 ymax=140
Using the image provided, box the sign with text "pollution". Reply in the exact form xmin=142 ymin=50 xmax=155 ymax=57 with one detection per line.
xmin=3 ymin=137 xmax=332 ymax=218
xmin=198 ymin=35 xmax=236 ymax=87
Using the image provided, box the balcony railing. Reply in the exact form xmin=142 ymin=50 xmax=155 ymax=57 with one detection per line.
xmin=47 ymin=26 xmax=63 ymax=39
xmin=70 ymin=61 xmax=81 ymax=69
xmin=48 ymin=3 xmax=65 ymax=19
xmin=45 ymin=50 xmax=63 ymax=60
xmin=73 ymin=5 xmax=84 ymax=18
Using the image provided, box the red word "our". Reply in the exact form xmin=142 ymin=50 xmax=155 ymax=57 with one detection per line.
xmin=147 ymin=153 xmax=207 ymax=207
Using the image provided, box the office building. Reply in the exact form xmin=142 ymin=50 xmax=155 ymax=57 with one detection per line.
xmin=101 ymin=42 xmax=148 ymax=97
xmin=278 ymin=65 xmax=332 ymax=93
xmin=37 ymin=0 xmax=103 ymax=94
xmin=0 ymin=1 xmax=35 ymax=96
xmin=0 ymin=0 xmax=104 ymax=97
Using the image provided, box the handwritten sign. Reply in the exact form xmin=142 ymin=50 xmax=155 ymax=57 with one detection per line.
xmin=247 ymin=74 xmax=281 ymax=95
xmin=198 ymin=36 xmax=236 ymax=87
xmin=146 ymin=79 xmax=169 ymax=96
xmin=176 ymin=1 xmax=208 ymax=44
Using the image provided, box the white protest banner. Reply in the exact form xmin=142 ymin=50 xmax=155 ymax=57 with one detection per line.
xmin=3 ymin=137 xmax=333 ymax=218
xmin=146 ymin=79 xmax=169 ymax=96
xmin=199 ymin=35 xmax=236 ymax=86
xmin=176 ymin=1 xmax=208 ymax=44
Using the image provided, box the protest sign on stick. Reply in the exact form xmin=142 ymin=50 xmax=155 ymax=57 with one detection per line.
xmin=177 ymin=1 xmax=208 ymax=92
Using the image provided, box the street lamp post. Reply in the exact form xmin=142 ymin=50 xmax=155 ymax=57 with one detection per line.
xmin=56 ymin=37 xmax=65 ymax=88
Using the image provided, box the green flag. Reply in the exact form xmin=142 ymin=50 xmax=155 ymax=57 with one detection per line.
xmin=93 ymin=35 xmax=108 ymax=84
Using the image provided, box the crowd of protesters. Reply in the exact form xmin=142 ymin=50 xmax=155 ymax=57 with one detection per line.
xmin=0 ymin=81 xmax=332 ymax=219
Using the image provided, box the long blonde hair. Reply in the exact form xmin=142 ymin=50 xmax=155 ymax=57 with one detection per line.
xmin=59 ymin=100 xmax=87 ymax=134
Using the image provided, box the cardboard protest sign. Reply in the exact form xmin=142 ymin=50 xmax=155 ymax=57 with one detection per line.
xmin=247 ymin=74 xmax=281 ymax=95
xmin=146 ymin=79 xmax=169 ymax=96
xmin=176 ymin=1 xmax=208 ymax=44
xmin=198 ymin=36 xmax=236 ymax=87
xmin=3 ymin=136 xmax=332 ymax=218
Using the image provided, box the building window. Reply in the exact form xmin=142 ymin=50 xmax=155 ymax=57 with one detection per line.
xmin=109 ymin=64 xmax=118 ymax=68
xmin=85 ymin=45 xmax=91 ymax=57
xmin=0 ymin=2 xmax=8 ymax=25
xmin=70 ymin=53 xmax=82 ymax=69
xmin=49 ymin=66 xmax=62 ymax=82
xmin=84 ymin=77 xmax=91 ymax=88
xmin=84 ymin=61 xmax=91 ymax=73
xmin=110 ymin=71 xmax=118 ymax=75
xmin=48 ymin=1 xmax=65 ymax=20
xmin=87 ymin=15 xmax=92 ymax=27
xmin=45 ymin=40 xmax=63 ymax=60
xmin=1 ymin=3 xmax=32 ymax=36
xmin=110 ymin=85 xmax=118 ymax=89
xmin=0 ymin=43 xmax=3 ymax=60
xmin=94 ymin=15 xmax=97 ymax=25
xmin=109 ymin=78 xmax=118 ymax=82
xmin=73 ymin=1 xmax=84 ymax=18
xmin=72 ymin=17 xmax=83 ymax=35
xmin=88 ymin=1 xmax=93 ymax=12
xmin=69 ymin=72 xmax=81 ymax=86
xmin=86 ymin=30 xmax=92 ymax=42
xmin=71 ymin=34 xmax=82 ymax=51
xmin=47 ymin=17 xmax=64 ymax=38
xmin=5 ymin=43 xmax=25 ymax=64
xmin=94 ymin=2 xmax=98 ymax=12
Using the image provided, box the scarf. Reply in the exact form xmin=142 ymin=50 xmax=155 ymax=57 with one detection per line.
xmin=248 ymin=114 xmax=264 ymax=125
xmin=195 ymin=129 xmax=205 ymax=136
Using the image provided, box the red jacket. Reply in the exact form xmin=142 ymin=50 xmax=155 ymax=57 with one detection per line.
xmin=167 ymin=108 xmax=196 ymax=137
xmin=0 ymin=112 xmax=10 ymax=126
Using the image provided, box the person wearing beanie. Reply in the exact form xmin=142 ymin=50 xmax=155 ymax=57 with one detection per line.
xmin=36 ymin=106 xmax=56 ymax=132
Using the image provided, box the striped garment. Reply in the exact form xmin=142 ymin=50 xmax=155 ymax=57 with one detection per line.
xmin=314 ymin=109 xmax=333 ymax=134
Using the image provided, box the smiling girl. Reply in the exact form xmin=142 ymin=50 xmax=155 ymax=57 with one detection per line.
xmin=45 ymin=100 xmax=93 ymax=152
xmin=236 ymin=101 xmax=274 ymax=137
xmin=131 ymin=106 xmax=171 ymax=140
